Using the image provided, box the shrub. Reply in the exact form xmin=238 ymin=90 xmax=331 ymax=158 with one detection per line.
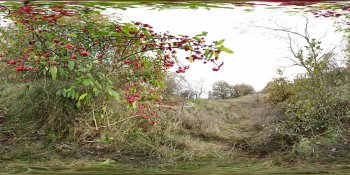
xmin=0 ymin=80 xmax=78 ymax=135
xmin=0 ymin=4 xmax=232 ymax=110
xmin=232 ymin=83 xmax=255 ymax=97
xmin=265 ymin=77 xmax=294 ymax=104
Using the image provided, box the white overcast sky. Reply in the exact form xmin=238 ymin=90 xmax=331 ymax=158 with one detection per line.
xmin=105 ymin=5 xmax=345 ymax=92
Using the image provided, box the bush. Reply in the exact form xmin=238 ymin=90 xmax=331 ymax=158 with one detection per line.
xmin=232 ymin=83 xmax=255 ymax=97
xmin=263 ymin=26 xmax=350 ymax=158
xmin=0 ymin=4 xmax=231 ymax=110
xmin=0 ymin=79 xmax=78 ymax=135
xmin=265 ymin=77 xmax=294 ymax=104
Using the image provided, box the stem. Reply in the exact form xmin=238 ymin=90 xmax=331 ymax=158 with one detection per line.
xmin=92 ymin=104 xmax=98 ymax=130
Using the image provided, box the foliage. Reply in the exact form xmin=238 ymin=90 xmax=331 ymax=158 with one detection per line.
xmin=265 ymin=77 xmax=294 ymax=104
xmin=264 ymin=20 xmax=350 ymax=155
xmin=165 ymin=73 xmax=206 ymax=99
xmin=210 ymin=81 xmax=233 ymax=99
xmin=0 ymin=80 xmax=78 ymax=134
xmin=180 ymin=89 xmax=196 ymax=100
xmin=165 ymin=72 xmax=187 ymax=96
xmin=210 ymin=81 xmax=254 ymax=99
xmin=231 ymin=83 xmax=255 ymax=97
xmin=0 ymin=4 xmax=231 ymax=111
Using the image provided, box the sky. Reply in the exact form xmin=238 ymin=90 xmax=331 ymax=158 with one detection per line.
xmin=104 ymin=5 xmax=346 ymax=93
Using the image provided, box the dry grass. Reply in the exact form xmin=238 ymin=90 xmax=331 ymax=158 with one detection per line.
xmin=158 ymin=93 xmax=280 ymax=160
xmin=0 ymin=82 xmax=282 ymax=162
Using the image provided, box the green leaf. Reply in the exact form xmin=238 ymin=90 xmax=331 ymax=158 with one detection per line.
xmin=195 ymin=31 xmax=208 ymax=37
xmin=106 ymin=77 xmax=113 ymax=85
xmin=83 ymin=79 xmax=93 ymax=86
xmin=107 ymin=89 xmax=120 ymax=101
xmin=109 ymin=32 xmax=123 ymax=37
xmin=188 ymin=56 xmax=194 ymax=63
xmin=67 ymin=91 xmax=72 ymax=98
xmin=93 ymin=80 xmax=103 ymax=89
xmin=68 ymin=61 xmax=75 ymax=71
xmin=79 ymin=93 xmax=88 ymax=101
xmin=78 ymin=68 xmax=88 ymax=72
xmin=59 ymin=67 xmax=68 ymax=79
xmin=132 ymin=102 xmax=137 ymax=109
xmin=193 ymin=36 xmax=201 ymax=42
xmin=56 ymin=89 xmax=62 ymax=96
xmin=96 ymin=31 xmax=109 ymax=36
xmin=204 ymin=49 xmax=209 ymax=57
xmin=71 ymin=90 xmax=76 ymax=100
xmin=68 ymin=33 xmax=77 ymax=38
xmin=50 ymin=66 xmax=58 ymax=80
xmin=93 ymin=88 xmax=101 ymax=96
xmin=220 ymin=46 xmax=234 ymax=54
xmin=62 ymin=91 xmax=67 ymax=98
xmin=76 ymin=101 xmax=81 ymax=108
xmin=216 ymin=39 xmax=225 ymax=46
xmin=209 ymin=52 xmax=214 ymax=58
xmin=122 ymin=27 xmax=130 ymax=34
xmin=215 ymin=51 xmax=219 ymax=58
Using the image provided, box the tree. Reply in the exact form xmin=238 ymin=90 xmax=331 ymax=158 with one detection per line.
xmin=190 ymin=78 xmax=206 ymax=99
xmin=208 ymin=91 xmax=213 ymax=99
xmin=180 ymin=89 xmax=195 ymax=99
xmin=232 ymin=83 xmax=255 ymax=97
xmin=165 ymin=74 xmax=206 ymax=99
xmin=211 ymin=81 xmax=233 ymax=99
xmin=258 ymin=16 xmax=338 ymax=88
xmin=165 ymin=72 xmax=187 ymax=96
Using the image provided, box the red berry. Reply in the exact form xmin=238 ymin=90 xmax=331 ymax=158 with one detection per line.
xmin=129 ymin=30 xmax=138 ymax=35
xmin=212 ymin=68 xmax=219 ymax=71
xmin=53 ymin=39 xmax=60 ymax=44
xmin=16 ymin=66 xmax=24 ymax=72
xmin=52 ymin=61 xmax=60 ymax=65
xmin=127 ymin=97 xmax=136 ymax=104
xmin=9 ymin=60 xmax=17 ymax=65
xmin=66 ymin=44 xmax=73 ymax=50
xmin=80 ymin=51 xmax=89 ymax=57
xmin=71 ymin=54 xmax=77 ymax=59
xmin=124 ymin=60 xmax=132 ymax=65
